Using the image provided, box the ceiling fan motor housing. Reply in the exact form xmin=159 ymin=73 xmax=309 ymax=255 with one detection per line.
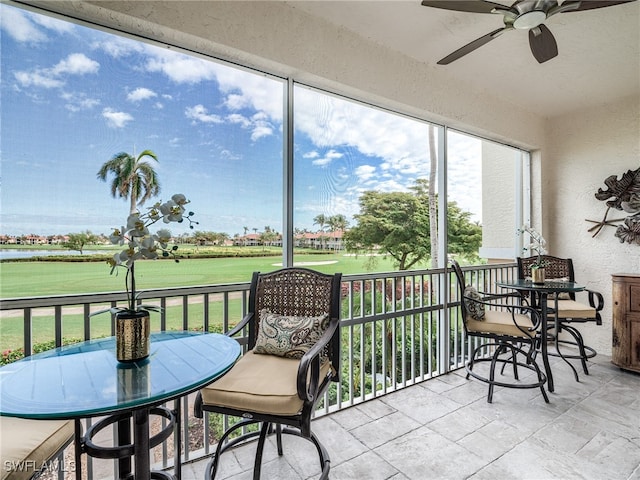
xmin=513 ymin=10 xmax=547 ymax=29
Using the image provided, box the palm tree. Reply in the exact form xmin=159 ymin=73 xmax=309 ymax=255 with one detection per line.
xmin=313 ymin=214 xmax=329 ymax=250
xmin=97 ymin=149 xmax=160 ymax=214
xmin=313 ymin=214 xmax=327 ymax=233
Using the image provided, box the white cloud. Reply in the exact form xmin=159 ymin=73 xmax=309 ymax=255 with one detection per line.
xmin=14 ymin=53 xmax=99 ymax=89
xmin=227 ymin=114 xmax=251 ymax=128
xmin=143 ymin=46 xmax=283 ymax=126
xmin=303 ymin=151 xmax=320 ymax=159
xmin=13 ymin=71 xmax=64 ymax=89
xmin=102 ymin=108 xmax=133 ymax=128
xmin=60 ymin=92 xmax=100 ymax=112
xmin=127 ymin=87 xmax=158 ymax=102
xmin=93 ymin=37 xmax=144 ymax=58
xmin=251 ymin=125 xmax=273 ymax=141
xmin=224 ymin=93 xmax=250 ymax=110
xmin=355 ymin=165 xmax=377 ymax=181
xmin=145 ymin=49 xmax=219 ymax=84
xmin=294 ymin=88 xmax=431 ymax=182
xmin=51 ymin=53 xmax=99 ymax=76
xmin=312 ymin=149 xmax=343 ymax=167
xmin=185 ymin=105 xmax=223 ymax=124
xmin=0 ymin=5 xmax=48 ymax=43
xmin=31 ymin=12 xmax=74 ymax=34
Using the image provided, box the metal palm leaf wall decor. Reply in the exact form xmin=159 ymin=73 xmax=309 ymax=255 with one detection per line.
xmin=586 ymin=167 xmax=640 ymax=245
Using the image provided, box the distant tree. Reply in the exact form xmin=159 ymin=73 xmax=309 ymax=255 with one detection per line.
xmin=327 ymin=214 xmax=349 ymax=232
xmin=259 ymin=226 xmax=279 ymax=250
xmin=344 ymin=190 xmax=429 ymax=270
xmin=344 ymin=181 xmax=482 ymax=270
xmin=193 ymin=231 xmax=230 ymax=246
xmin=313 ymin=214 xmax=329 ymax=249
xmin=313 ymin=214 xmax=328 ymax=232
xmin=62 ymin=231 xmax=98 ymax=254
xmin=96 ymin=149 xmax=160 ymax=214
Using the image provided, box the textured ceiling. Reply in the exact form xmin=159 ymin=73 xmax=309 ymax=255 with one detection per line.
xmin=287 ymin=0 xmax=640 ymax=118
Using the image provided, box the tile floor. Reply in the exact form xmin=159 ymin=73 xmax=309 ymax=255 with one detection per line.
xmin=181 ymin=354 xmax=640 ymax=480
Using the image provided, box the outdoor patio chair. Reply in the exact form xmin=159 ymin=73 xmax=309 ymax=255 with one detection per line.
xmin=194 ymin=267 xmax=342 ymax=480
xmin=451 ymin=260 xmax=548 ymax=403
xmin=517 ymin=255 xmax=604 ymax=375
xmin=0 ymin=417 xmax=74 ymax=480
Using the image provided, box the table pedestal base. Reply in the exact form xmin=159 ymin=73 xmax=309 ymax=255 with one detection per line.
xmin=78 ymin=404 xmax=180 ymax=480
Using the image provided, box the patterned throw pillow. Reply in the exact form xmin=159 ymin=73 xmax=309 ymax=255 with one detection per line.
xmin=463 ymin=285 xmax=485 ymax=321
xmin=254 ymin=309 xmax=330 ymax=359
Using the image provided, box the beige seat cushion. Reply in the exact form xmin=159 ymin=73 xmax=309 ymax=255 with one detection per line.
xmin=200 ymin=350 xmax=331 ymax=416
xmin=0 ymin=417 xmax=74 ymax=480
xmin=466 ymin=309 xmax=536 ymax=339
xmin=554 ymin=299 xmax=597 ymax=319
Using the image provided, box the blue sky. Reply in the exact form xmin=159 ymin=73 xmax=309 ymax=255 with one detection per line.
xmin=0 ymin=3 xmax=482 ymax=238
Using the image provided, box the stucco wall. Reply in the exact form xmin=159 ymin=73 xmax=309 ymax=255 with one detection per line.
xmin=545 ymin=95 xmax=640 ymax=355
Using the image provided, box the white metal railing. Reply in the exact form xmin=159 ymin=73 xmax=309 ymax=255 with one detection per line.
xmin=0 ymin=263 xmax=517 ymax=477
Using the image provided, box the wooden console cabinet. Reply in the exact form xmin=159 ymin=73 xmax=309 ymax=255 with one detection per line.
xmin=612 ymin=274 xmax=640 ymax=373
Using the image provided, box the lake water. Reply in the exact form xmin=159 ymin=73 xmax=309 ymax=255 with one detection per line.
xmin=0 ymin=250 xmax=106 ymax=260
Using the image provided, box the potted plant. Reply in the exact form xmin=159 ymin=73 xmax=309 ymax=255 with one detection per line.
xmin=93 ymin=194 xmax=196 ymax=362
xmin=518 ymin=225 xmax=547 ymax=284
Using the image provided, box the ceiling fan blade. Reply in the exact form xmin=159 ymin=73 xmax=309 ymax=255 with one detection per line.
xmin=420 ymin=1 xmax=507 ymax=14
xmin=529 ymin=24 xmax=558 ymax=63
xmin=560 ymin=0 xmax=636 ymax=11
xmin=438 ymin=27 xmax=509 ymax=65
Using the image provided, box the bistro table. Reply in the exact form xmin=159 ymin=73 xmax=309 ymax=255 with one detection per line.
xmin=496 ymin=279 xmax=585 ymax=393
xmin=0 ymin=331 xmax=241 ymax=480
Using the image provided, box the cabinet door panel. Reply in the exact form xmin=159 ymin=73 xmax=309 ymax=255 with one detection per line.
xmin=631 ymin=319 xmax=640 ymax=369
xmin=630 ymin=285 xmax=640 ymax=312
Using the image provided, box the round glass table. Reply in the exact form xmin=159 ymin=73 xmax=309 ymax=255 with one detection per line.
xmin=496 ymin=279 xmax=585 ymax=393
xmin=0 ymin=331 xmax=241 ymax=480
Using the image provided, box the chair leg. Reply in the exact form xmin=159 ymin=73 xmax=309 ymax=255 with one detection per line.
xmin=280 ymin=427 xmax=331 ymax=480
xmin=205 ymin=420 xmax=261 ymax=480
xmin=525 ymin=346 xmax=550 ymax=404
xmin=487 ymin=348 xmax=501 ymax=403
xmin=275 ymin=423 xmax=283 ymax=456
xmin=563 ymin=325 xmax=590 ymax=375
xmin=509 ymin=345 xmax=519 ymax=380
xmin=251 ymin=422 xmax=272 ymax=480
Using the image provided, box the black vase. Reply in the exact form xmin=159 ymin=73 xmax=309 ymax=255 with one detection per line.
xmin=116 ymin=310 xmax=150 ymax=362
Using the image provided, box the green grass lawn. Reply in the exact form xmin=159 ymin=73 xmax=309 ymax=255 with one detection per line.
xmin=0 ymin=252 xmax=402 ymax=351
xmin=0 ymin=252 xmax=399 ymax=298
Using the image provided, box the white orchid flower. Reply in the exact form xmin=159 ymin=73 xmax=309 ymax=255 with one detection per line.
xmin=139 ymin=236 xmax=159 ymax=259
xmin=126 ymin=213 xmax=149 ymax=237
xmin=160 ymin=200 xmax=185 ymax=223
xmin=119 ymin=245 xmax=143 ymax=267
xmin=155 ymin=229 xmax=172 ymax=249
xmin=171 ymin=193 xmax=188 ymax=205
xmin=109 ymin=226 xmax=125 ymax=245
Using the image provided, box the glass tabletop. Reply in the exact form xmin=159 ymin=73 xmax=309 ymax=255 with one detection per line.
xmin=0 ymin=331 xmax=241 ymax=419
xmin=496 ymin=278 xmax=585 ymax=293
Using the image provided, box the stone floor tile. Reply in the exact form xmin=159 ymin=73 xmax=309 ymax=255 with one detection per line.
xmin=350 ymin=410 xmax=417 ymax=450
xmin=426 ymin=407 xmax=492 ymax=442
xmin=375 ymin=426 xmax=486 ymax=480
xmin=306 ymin=416 xmax=369 ymax=465
xmin=329 ymin=451 xmax=399 ymax=480
xmin=380 ymin=384 xmax=463 ymax=425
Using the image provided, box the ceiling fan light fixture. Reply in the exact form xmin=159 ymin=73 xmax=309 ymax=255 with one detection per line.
xmin=513 ymin=10 xmax=547 ymax=29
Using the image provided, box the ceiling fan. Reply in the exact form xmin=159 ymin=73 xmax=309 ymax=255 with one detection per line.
xmin=421 ymin=0 xmax=636 ymax=64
